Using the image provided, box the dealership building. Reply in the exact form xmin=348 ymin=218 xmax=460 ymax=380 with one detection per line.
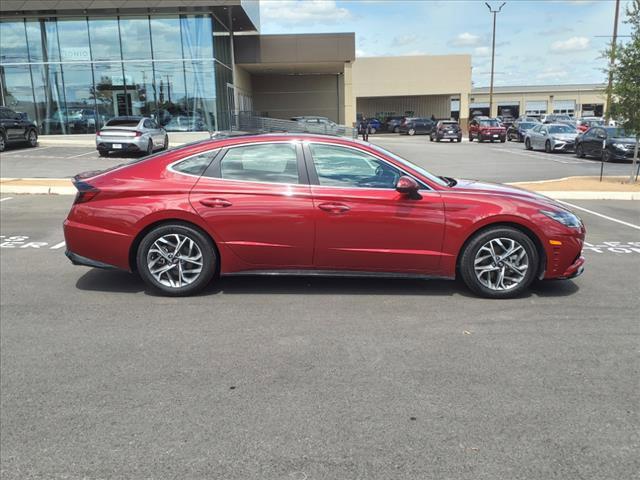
xmin=0 ymin=0 xmax=608 ymax=135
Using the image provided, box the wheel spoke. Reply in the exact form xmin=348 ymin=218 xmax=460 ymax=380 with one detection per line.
xmin=147 ymin=233 xmax=204 ymax=288
xmin=474 ymin=237 xmax=529 ymax=291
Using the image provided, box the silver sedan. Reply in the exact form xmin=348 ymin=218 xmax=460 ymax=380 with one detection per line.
xmin=96 ymin=116 xmax=168 ymax=157
xmin=524 ymin=123 xmax=578 ymax=153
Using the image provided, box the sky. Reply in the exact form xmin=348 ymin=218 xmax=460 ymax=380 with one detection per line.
xmin=258 ymin=0 xmax=634 ymax=87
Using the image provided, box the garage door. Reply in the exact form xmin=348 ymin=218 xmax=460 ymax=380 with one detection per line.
xmin=470 ymin=102 xmax=489 ymax=108
xmin=525 ymin=101 xmax=547 ymax=114
xmin=553 ymin=100 xmax=576 ymax=115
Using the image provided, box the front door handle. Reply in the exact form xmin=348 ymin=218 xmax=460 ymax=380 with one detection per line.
xmin=318 ymin=202 xmax=350 ymax=213
xmin=200 ymin=198 xmax=232 ymax=208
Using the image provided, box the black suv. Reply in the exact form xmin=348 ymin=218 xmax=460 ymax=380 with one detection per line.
xmin=430 ymin=120 xmax=462 ymax=142
xmin=0 ymin=107 xmax=39 ymax=152
xmin=398 ymin=117 xmax=435 ymax=136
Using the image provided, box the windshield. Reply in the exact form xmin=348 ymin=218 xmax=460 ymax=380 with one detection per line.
xmin=605 ymin=127 xmax=628 ymax=137
xmin=549 ymin=125 xmax=576 ymax=134
xmin=368 ymin=143 xmax=449 ymax=187
xmin=520 ymin=122 xmax=536 ymax=130
xmin=480 ymin=120 xmax=500 ymax=127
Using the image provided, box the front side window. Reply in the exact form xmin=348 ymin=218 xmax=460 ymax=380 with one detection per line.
xmin=220 ymin=143 xmax=299 ymax=184
xmin=309 ymin=144 xmax=402 ymax=189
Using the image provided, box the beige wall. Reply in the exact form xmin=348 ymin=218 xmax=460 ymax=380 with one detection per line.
xmin=349 ymin=55 xmax=472 ymax=125
xmin=356 ymin=95 xmax=452 ymax=119
xmin=470 ymin=89 xmax=607 ymax=117
xmin=251 ymin=74 xmax=341 ymax=122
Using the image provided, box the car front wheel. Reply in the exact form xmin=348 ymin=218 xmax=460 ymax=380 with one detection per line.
xmin=459 ymin=226 xmax=538 ymax=299
xmin=0 ymin=132 xmax=6 ymax=152
xmin=26 ymin=129 xmax=38 ymax=147
xmin=408 ymin=128 xmax=416 ymax=136
xmin=602 ymin=149 xmax=611 ymax=162
xmin=136 ymin=223 xmax=217 ymax=296
xmin=576 ymin=144 xmax=585 ymax=158
xmin=525 ymin=138 xmax=532 ymax=150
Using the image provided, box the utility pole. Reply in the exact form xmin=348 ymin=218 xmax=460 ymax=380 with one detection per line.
xmin=605 ymin=0 xmax=621 ymax=124
xmin=486 ymin=2 xmax=506 ymax=118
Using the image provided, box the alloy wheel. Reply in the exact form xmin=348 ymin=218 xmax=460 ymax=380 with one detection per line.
xmin=28 ymin=130 xmax=37 ymax=147
xmin=146 ymin=233 xmax=203 ymax=288
xmin=474 ymin=237 xmax=529 ymax=291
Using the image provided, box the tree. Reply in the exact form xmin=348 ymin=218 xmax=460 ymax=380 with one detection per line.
xmin=604 ymin=0 xmax=640 ymax=182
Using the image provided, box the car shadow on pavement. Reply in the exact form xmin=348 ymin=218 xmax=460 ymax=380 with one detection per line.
xmin=75 ymin=269 xmax=580 ymax=298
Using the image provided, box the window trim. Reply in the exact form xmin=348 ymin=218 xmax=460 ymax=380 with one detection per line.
xmin=202 ymin=141 xmax=308 ymax=186
xmin=302 ymin=141 xmax=432 ymax=191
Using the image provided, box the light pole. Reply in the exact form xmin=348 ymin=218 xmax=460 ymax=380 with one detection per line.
xmin=605 ymin=0 xmax=620 ymax=124
xmin=486 ymin=2 xmax=506 ymax=118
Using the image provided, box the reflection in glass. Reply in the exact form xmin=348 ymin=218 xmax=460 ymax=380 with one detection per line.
xmin=92 ymin=62 xmax=126 ymax=123
xmin=123 ymin=62 xmax=156 ymax=117
xmin=181 ymin=15 xmax=213 ymax=60
xmin=119 ymin=16 xmax=152 ymax=60
xmin=32 ymin=63 xmax=67 ymax=134
xmin=88 ymin=17 xmax=121 ymax=61
xmin=150 ymin=16 xmax=183 ymax=59
xmin=42 ymin=19 xmax=61 ymax=62
xmin=24 ymin=20 xmax=44 ymax=62
xmin=183 ymin=61 xmax=216 ymax=131
xmin=0 ymin=65 xmax=36 ymax=122
xmin=61 ymin=64 xmax=97 ymax=133
xmin=0 ymin=21 xmax=28 ymax=63
xmin=154 ymin=61 xmax=187 ymax=126
xmin=57 ymin=18 xmax=91 ymax=62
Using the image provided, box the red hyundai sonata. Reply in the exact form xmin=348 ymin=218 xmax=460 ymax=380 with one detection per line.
xmin=64 ymin=134 xmax=585 ymax=298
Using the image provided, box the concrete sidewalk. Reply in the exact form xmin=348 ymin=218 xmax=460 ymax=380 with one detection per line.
xmin=1 ymin=176 xmax=639 ymax=200
xmin=37 ymin=131 xmax=213 ymax=148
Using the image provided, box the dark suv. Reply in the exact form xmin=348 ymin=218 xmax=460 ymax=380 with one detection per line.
xmin=398 ymin=117 xmax=435 ymax=136
xmin=0 ymin=107 xmax=39 ymax=152
xmin=430 ymin=120 xmax=462 ymax=142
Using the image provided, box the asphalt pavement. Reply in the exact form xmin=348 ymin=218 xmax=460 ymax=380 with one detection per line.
xmin=0 ymin=134 xmax=635 ymax=182
xmin=1 ymin=193 xmax=638 ymax=479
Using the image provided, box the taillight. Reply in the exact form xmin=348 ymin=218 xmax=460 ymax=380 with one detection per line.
xmin=135 ymin=131 xmax=142 ymax=137
xmin=73 ymin=180 xmax=100 ymax=204
xmin=96 ymin=130 xmax=101 ymax=136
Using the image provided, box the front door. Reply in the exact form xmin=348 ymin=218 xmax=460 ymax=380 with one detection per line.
xmin=305 ymin=142 xmax=445 ymax=274
xmin=190 ymin=141 xmax=315 ymax=269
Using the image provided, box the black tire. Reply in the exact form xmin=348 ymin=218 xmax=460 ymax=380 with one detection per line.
xmin=602 ymin=149 xmax=611 ymax=162
xmin=393 ymin=126 xmax=399 ymax=133
xmin=469 ymin=134 xmax=473 ymax=142
xmin=136 ymin=223 xmax=217 ymax=296
xmin=98 ymin=150 xmax=109 ymax=157
xmin=449 ymin=138 xmax=453 ymax=142
xmin=525 ymin=138 xmax=532 ymax=150
xmin=545 ymin=140 xmax=552 ymax=153
xmin=500 ymin=136 xmax=506 ymax=143
xmin=163 ymin=135 xmax=169 ymax=150
xmin=146 ymin=139 xmax=153 ymax=155
xmin=0 ymin=132 xmax=6 ymax=152
xmin=576 ymin=144 xmax=585 ymax=158
xmin=26 ymin=128 xmax=38 ymax=148
xmin=429 ymin=135 xmax=434 ymax=142
xmin=436 ymin=137 xmax=441 ymax=142
xmin=459 ymin=226 xmax=539 ymax=299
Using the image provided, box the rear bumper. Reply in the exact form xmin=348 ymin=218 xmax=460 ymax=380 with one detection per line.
xmin=65 ymin=250 xmax=119 ymax=270
xmin=96 ymin=135 xmax=146 ymax=152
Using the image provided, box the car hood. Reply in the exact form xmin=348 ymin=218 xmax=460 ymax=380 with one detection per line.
xmin=551 ymin=133 xmax=577 ymax=141
xmin=449 ymin=178 xmax=565 ymax=208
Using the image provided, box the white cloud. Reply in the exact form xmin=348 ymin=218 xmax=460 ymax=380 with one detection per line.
xmin=474 ymin=46 xmax=491 ymax=57
xmin=536 ymin=68 xmax=569 ymax=80
xmin=260 ymin=0 xmax=352 ymax=26
xmin=550 ymin=36 xmax=590 ymax=53
xmin=449 ymin=32 xmax=482 ymax=47
xmin=392 ymin=34 xmax=419 ymax=47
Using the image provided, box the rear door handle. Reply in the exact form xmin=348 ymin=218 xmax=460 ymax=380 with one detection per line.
xmin=200 ymin=198 xmax=232 ymax=208
xmin=318 ymin=202 xmax=350 ymax=213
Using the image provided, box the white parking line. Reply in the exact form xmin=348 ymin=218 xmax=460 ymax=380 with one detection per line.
xmin=560 ymin=200 xmax=640 ymax=231
xmin=0 ymin=197 xmax=14 ymax=202
xmin=66 ymin=150 xmax=97 ymax=159
xmin=492 ymin=148 xmax=591 ymax=164
xmin=0 ymin=145 xmax=55 ymax=156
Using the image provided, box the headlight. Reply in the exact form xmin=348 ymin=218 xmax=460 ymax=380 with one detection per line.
xmin=540 ymin=209 xmax=582 ymax=228
xmin=613 ymin=143 xmax=627 ymax=150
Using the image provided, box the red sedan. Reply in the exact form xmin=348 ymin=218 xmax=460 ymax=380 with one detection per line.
xmin=64 ymin=134 xmax=585 ymax=298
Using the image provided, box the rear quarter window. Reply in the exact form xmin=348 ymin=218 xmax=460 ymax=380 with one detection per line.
xmin=171 ymin=150 xmax=218 ymax=176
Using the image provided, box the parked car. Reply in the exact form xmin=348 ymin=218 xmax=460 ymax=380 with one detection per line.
xmin=164 ymin=115 xmax=207 ymax=132
xmin=0 ymin=106 xmax=39 ymax=152
xmin=384 ymin=116 xmax=405 ymax=133
xmin=41 ymin=110 xmax=88 ymax=134
xmin=497 ymin=115 xmax=515 ymax=129
xmin=64 ymin=133 xmax=585 ymax=299
xmin=96 ymin=116 xmax=168 ymax=157
xmin=398 ymin=117 xmax=435 ymax=135
xmin=515 ymin=115 xmax=541 ymax=123
xmin=365 ymin=118 xmax=383 ymax=134
xmin=524 ymin=123 xmax=577 ymax=153
xmin=575 ymin=126 xmax=637 ymax=162
xmin=291 ymin=116 xmax=339 ymax=134
xmin=430 ymin=120 xmax=462 ymax=142
xmin=576 ymin=117 xmax=604 ymax=133
xmin=468 ymin=117 xmax=506 ymax=142
xmin=541 ymin=114 xmax=574 ymax=125
xmin=507 ymin=120 xmax=538 ymax=142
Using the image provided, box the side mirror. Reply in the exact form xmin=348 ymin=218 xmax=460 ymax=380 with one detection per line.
xmin=396 ymin=175 xmax=421 ymax=199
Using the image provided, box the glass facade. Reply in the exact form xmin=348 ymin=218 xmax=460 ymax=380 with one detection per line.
xmin=0 ymin=14 xmax=233 ymax=134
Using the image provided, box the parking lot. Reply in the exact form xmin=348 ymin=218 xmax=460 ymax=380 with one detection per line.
xmin=1 ymin=138 xmax=639 ymax=479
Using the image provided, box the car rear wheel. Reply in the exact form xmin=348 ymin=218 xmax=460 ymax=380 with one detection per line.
xmin=545 ymin=140 xmax=552 ymax=153
xmin=137 ymin=223 xmax=217 ymax=296
xmin=163 ymin=135 xmax=169 ymax=150
xmin=460 ymin=226 xmax=538 ymax=299
xmin=146 ymin=139 xmax=153 ymax=155
xmin=576 ymin=144 xmax=585 ymax=158
xmin=26 ymin=129 xmax=38 ymax=147
xmin=0 ymin=132 xmax=6 ymax=152
xmin=602 ymin=149 xmax=611 ymax=162
xmin=98 ymin=150 xmax=109 ymax=157
xmin=525 ymin=138 xmax=532 ymax=150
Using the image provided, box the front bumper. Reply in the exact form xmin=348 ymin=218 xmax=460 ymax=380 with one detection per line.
xmin=552 ymin=141 xmax=576 ymax=152
xmin=559 ymin=255 xmax=585 ymax=279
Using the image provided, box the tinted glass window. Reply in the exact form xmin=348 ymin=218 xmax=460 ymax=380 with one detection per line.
xmin=549 ymin=125 xmax=576 ymax=134
xmin=480 ymin=119 xmax=500 ymax=127
xmin=106 ymin=119 xmax=139 ymax=127
xmin=220 ymin=144 xmax=299 ymax=184
xmin=606 ymin=127 xmax=627 ymax=137
xmin=172 ymin=151 xmax=216 ymax=176
xmin=119 ymin=16 xmax=152 ymax=60
xmin=88 ymin=17 xmax=121 ymax=61
xmin=310 ymin=144 xmax=402 ymax=189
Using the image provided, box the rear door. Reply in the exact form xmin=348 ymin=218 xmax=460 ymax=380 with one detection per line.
xmin=304 ymin=142 xmax=445 ymax=274
xmin=189 ymin=141 xmax=315 ymax=269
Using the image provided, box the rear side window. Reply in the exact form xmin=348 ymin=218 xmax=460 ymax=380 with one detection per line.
xmin=172 ymin=151 xmax=217 ymax=176
xmin=220 ymin=143 xmax=299 ymax=184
